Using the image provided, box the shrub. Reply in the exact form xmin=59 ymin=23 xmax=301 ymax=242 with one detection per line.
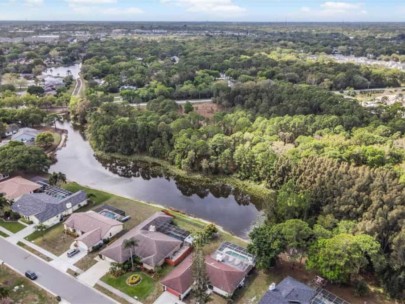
xmin=354 ymin=280 xmax=370 ymax=297
xmin=126 ymin=274 xmax=141 ymax=286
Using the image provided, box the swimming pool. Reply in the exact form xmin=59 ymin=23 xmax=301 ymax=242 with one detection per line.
xmin=99 ymin=210 xmax=121 ymax=220
xmin=225 ymin=250 xmax=250 ymax=262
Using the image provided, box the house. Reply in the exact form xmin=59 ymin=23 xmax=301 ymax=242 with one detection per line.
xmin=64 ymin=211 xmax=123 ymax=251
xmin=161 ymin=256 xmax=193 ymax=300
xmin=0 ymin=176 xmax=41 ymax=200
xmin=4 ymin=124 xmax=19 ymax=137
xmin=258 ymin=276 xmax=350 ymax=304
xmin=0 ymin=173 xmax=9 ymax=182
xmin=101 ymin=212 xmax=190 ymax=270
xmin=12 ymin=189 xmax=87 ymax=226
xmin=11 ymin=127 xmax=41 ymax=144
xmin=160 ymin=242 xmax=255 ymax=300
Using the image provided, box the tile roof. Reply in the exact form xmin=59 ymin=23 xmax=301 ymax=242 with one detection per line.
xmin=12 ymin=190 xmax=87 ymax=223
xmin=161 ymin=256 xmax=193 ymax=294
xmin=205 ymin=255 xmax=251 ymax=295
xmin=0 ymin=176 xmax=41 ymax=200
xmin=101 ymin=212 xmax=182 ymax=267
xmin=76 ymin=228 xmax=103 ymax=247
xmin=258 ymin=276 xmax=317 ymax=304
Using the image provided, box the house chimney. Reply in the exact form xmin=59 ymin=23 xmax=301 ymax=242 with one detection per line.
xmin=269 ymin=283 xmax=276 ymax=291
xmin=149 ymin=225 xmax=156 ymax=232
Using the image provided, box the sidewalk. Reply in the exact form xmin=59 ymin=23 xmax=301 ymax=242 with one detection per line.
xmin=77 ymin=258 xmax=110 ymax=287
xmin=97 ymin=281 xmax=142 ymax=304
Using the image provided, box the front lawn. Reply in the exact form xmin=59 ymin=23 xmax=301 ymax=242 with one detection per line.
xmin=25 ymin=223 xmax=74 ymax=256
xmin=0 ymin=219 xmax=25 ymax=233
xmin=102 ymin=272 xmax=155 ymax=301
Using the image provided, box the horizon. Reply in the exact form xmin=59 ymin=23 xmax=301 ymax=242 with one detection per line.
xmin=0 ymin=0 xmax=404 ymax=22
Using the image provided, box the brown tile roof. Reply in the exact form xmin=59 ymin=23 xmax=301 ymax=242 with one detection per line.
xmin=205 ymin=256 xmax=250 ymax=295
xmin=0 ymin=176 xmax=41 ymax=200
xmin=76 ymin=228 xmax=103 ymax=248
xmin=101 ymin=212 xmax=181 ymax=267
xmin=65 ymin=211 xmax=122 ymax=236
xmin=161 ymin=256 xmax=193 ymax=294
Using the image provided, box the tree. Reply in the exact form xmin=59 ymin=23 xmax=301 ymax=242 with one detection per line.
xmin=192 ymin=240 xmax=211 ymax=304
xmin=184 ymin=101 xmax=194 ymax=114
xmin=27 ymin=86 xmax=45 ymax=97
xmin=36 ymin=132 xmax=54 ymax=148
xmin=307 ymin=233 xmax=383 ymax=284
xmin=123 ymin=238 xmax=138 ymax=271
xmin=248 ymin=225 xmax=285 ymax=269
xmin=48 ymin=172 xmax=67 ymax=186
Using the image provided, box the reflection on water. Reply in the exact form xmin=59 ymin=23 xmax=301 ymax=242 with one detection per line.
xmin=50 ymin=121 xmax=262 ymax=237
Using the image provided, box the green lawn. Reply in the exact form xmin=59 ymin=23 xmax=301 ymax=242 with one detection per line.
xmin=102 ymin=272 xmax=155 ymax=301
xmin=0 ymin=230 xmax=9 ymax=237
xmin=0 ymin=219 xmax=25 ymax=233
xmin=63 ymin=182 xmax=112 ymax=205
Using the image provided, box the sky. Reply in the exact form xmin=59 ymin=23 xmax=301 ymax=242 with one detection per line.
xmin=0 ymin=0 xmax=404 ymax=22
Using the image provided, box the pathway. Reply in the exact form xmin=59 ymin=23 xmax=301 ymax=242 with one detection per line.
xmin=77 ymin=258 xmax=110 ymax=287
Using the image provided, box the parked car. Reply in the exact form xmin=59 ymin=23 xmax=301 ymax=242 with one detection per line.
xmin=25 ymin=270 xmax=38 ymax=280
xmin=67 ymin=248 xmax=80 ymax=258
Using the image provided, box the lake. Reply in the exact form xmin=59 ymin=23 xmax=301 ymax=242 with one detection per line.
xmin=50 ymin=121 xmax=262 ymax=238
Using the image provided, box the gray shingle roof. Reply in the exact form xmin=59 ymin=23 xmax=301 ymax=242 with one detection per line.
xmin=12 ymin=190 xmax=87 ymax=223
xmin=259 ymin=276 xmax=317 ymax=304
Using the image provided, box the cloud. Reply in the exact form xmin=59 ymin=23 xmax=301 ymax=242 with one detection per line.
xmin=67 ymin=0 xmax=117 ymax=4
xmin=101 ymin=7 xmax=143 ymax=15
xmin=25 ymin=0 xmax=43 ymax=5
xmin=161 ymin=0 xmax=246 ymax=15
xmin=297 ymin=1 xmax=366 ymax=19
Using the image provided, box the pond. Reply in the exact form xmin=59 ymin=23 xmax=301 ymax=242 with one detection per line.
xmin=50 ymin=121 xmax=263 ymax=238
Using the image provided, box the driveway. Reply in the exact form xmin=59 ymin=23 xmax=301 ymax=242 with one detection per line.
xmin=77 ymin=259 xmax=111 ymax=287
xmin=50 ymin=248 xmax=87 ymax=273
xmin=0 ymin=238 xmax=115 ymax=304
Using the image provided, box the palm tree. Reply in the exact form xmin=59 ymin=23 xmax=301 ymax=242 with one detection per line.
xmin=123 ymin=238 xmax=138 ymax=271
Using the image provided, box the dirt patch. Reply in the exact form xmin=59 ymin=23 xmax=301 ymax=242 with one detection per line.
xmin=180 ymin=102 xmax=222 ymax=118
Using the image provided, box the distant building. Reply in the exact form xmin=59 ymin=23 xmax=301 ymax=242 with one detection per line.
xmin=0 ymin=176 xmax=41 ymax=200
xmin=11 ymin=128 xmax=41 ymax=144
xmin=4 ymin=124 xmax=19 ymax=137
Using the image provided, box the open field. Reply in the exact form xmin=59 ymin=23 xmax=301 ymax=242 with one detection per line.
xmin=0 ymin=264 xmax=58 ymax=304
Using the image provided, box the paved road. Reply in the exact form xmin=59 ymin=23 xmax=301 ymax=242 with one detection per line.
xmin=0 ymin=238 xmax=115 ymax=304
xmin=130 ymin=98 xmax=213 ymax=107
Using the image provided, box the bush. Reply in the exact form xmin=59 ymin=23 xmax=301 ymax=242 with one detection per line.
xmin=354 ymin=280 xmax=370 ymax=297
xmin=126 ymin=274 xmax=141 ymax=286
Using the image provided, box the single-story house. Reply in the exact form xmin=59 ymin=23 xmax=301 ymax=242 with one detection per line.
xmin=11 ymin=127 xmax=41 ymax=144
xmin=4 ymin=124 xmax=19 ymax=137
xmin=160 ymin=256 xmax=193 ymax=300
xmin=0 ymin=176 xmax=41 ymax=200
xmin=0 ymin=173 xmax=9 ymax=182
xmin=258 ymin=276 xmax=350 ymax=304
xmin=12 ymin=190 xmax=87 ymax=226
xmin=64 ymin=211 xmax=123 ymax=251
xmin=101 ymin=212 xmax=186 ymax=271
xmin=161 ymin=242 xmax=256 ymax=300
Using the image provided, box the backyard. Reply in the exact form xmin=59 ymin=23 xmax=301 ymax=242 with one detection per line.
xmin=0 ymin=265 xmax=58 ymax=304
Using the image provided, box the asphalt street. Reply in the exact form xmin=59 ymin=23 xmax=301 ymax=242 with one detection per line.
xmin=0 ymin=238 xmax=115 ymax=304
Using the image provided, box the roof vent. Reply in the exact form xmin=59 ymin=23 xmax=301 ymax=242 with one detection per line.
xmin=149 ymin=225 xmax=156 ymax=232
xmin=66 ymin=202 xmax=72 ymax=209
xmin=269 ymin=283 xmax=276 ymax=291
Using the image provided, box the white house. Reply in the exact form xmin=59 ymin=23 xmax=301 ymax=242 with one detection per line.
xmin=12 ymin=190 xmax=87 ymax=226
xmin=64 ymin=211 xmax=123 ymax=251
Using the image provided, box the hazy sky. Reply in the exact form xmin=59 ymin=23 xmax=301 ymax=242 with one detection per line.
xmin=0 ymin=0 xmax=404 ymax=22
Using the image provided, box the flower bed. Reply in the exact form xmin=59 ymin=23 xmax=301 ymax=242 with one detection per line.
xmin=126 ymin=274 xmax=141 ymax=286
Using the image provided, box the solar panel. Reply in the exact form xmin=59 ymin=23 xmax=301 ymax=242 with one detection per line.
xmin=156 ymin=222 xmax=190 ymax=241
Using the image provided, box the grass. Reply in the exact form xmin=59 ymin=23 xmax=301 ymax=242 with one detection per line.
xmin=63 ymin=182 xmax=112 ymax=205
xmin=74 ymin=252 xmax=98 ymax=271
xmin=0 ymin=264 xmax=58 ymax=304
xmin=0 ymin=230 xmax=9 ymax=237
xmin=0 ymin=219 xmax=25 ymax=233
xmin=17 ymin=241 xmax=53 ymax=262
xmin=102 ymin=272 xmax=155 ymax=301
xmin=25 ymin=223 xmax=75 ymax=256
xmin=94 ymin=284 xmax=132 ymax=304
